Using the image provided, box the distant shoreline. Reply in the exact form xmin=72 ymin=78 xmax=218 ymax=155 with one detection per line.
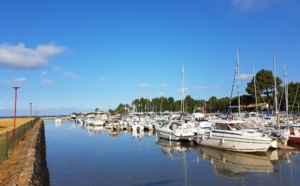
xmin=0 ymin=115 xmax=69 ymax=119
xmin=41 ymin=116 xmax=70 ymax=120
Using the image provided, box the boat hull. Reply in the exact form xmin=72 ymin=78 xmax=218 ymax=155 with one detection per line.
xmin=156 ymin=131 xmax=195 ymax=141
xmin=195 ymin=132 xmax=273 ymax=152
xmin=288 ymin=136 xmax=300 ymax=143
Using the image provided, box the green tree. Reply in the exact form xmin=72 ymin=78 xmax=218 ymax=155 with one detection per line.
xmin=132 ymin=99 xmax=140 ymax=112
xmin=284 ymin=82 xmax=300 ymax=112
xmin=246 ymin=69 xmax=282 ymax=112
xmin=208 ymin=96 xmax=217 ymax=113
xmin=184 ymin=95 xmax=196 ymax=113
xmin=168 ymin=97 xmax=175 ymax=112
xmin=114 ymin=104 xmax=128 ymax=114
xmin=215 ymin=97 xmax=230 ymax=113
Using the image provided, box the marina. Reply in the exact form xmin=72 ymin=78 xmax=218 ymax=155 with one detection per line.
xmin=45 ymin=119 xmax=300 ymax=186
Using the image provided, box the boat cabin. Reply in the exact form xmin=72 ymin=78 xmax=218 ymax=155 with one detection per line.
xmin=214 ymin=121 xmax=246 ymax=131
xmin=160 ymin=121 xmax=183 ymax=130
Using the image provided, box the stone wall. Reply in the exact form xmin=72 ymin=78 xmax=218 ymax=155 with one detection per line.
xmin=0 ymin=120 xmax=50 ymax=185
xmin=31 ymin=121 xmax=50 ymax=185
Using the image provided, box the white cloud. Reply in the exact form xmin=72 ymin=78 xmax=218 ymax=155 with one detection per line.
xmin=139 ymin=83 xmax=149 ymax=88
xmin=97 ymin=76 xmax=109 ymax=81
xmin=40 ymin=70 xmax=48 ymax=77
xmin=237 ymin=73 xmax=253 ymax=81
xmin=1 ymin=77 xmax=26 ymax=84
xmin=177 ymin=87 xmax=189 ymax=93
xmin=64 ymin=71 xmax=79 ymax=79
xmin=0 ymin=43 xmax=65 ymax=69
xmin=231 ymin=0 xmax=282 ymax=11
xmin=195 ymin=86 xmax=221 ymax=90
xmin=41 ymin=79 xmax=54 ymax=85
xmin=157 ymin=92 xmax=165 ymax=97
xmin=136 ymin=93 xmax=149 ymax=97
xmin=53 ymin=66 xmax=62 ymax=72
xmin=159 ymin=83 xmax=167 ymax=88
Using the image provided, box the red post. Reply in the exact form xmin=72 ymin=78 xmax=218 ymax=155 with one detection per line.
xmin=30 ymin=102 xmax=32 ymax=118
xmin=12 ymin=87 xmax=20 ymax=130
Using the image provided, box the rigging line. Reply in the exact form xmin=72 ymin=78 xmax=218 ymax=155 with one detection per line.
xmin=229 ymin=48 xmax=239 ymax=114
xmin=278 ymin=87 xmax=284 ymax=112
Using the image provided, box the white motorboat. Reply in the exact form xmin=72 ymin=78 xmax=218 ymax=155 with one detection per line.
xmin=90 ymin=112 xmax=108 ymax=126
xmin=194 ymin=119 xmax=277 ymax=152
xmin=70 ymin=114 xmax=77 ymax=122
xmin=155 ymin=120 xmax=196 ymax=141
xmin=180 ymin=118 xmax=212 ymax=135
xmin=130 ymin=120 xmax=144 ymax=131
xmin=194 ymin=119 xmax=213 ymax=135
xmin=55 ymin=116 xmax=62 ymax=123
xmin=152 ymin=117 xmax=169 ymax=129
xmin=83 ymin=115 xmax=95 ymax=125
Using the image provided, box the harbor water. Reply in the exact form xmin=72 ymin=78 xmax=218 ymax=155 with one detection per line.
xmin=45 ymin=120 xmax=300 ymax=186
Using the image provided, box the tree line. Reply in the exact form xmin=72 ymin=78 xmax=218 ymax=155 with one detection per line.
xmin=108 ymin=69 xmax=300 ymax=115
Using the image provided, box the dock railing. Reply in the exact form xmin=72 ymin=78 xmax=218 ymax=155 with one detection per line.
xmin=0 ymin=117 xmax=40 ymax=164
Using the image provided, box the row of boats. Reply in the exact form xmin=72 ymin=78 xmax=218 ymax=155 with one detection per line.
xmin=64 ymin=111 xmax=300 ymax=153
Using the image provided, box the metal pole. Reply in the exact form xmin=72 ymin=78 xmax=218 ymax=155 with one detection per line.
xmin=12 ymin=87 xmax=20 ymax=130
xmin=30 ymin=102 xmax=32 ymax=118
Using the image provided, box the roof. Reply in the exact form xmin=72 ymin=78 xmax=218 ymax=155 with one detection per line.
xmin=246 ymin=103 xmax=268 ymax=108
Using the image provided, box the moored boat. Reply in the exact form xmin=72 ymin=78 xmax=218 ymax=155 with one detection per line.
xmin=55 ymin=116 xmax=62 ymax=123
xmin=279 ymin=123 xmax=300 ymax=143
xmin=194 ymin=119 xmax=277 ymax=152
xmin=155 ymin=120 xmax=196 ymax=141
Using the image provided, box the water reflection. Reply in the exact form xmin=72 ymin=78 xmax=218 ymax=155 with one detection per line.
xmin=265 ymin=149 xmax=296 ymax=162
xmin=106 ymin=128 xmax=121 ymax=138
xmin=155 ymin=138 xmax=196 ymax=159
xmin=86 ymin=126 xmax=104 ymax=135
xmin=46 ymin=120 xmax=300 ymax=185
xmin=54 ymin=120 xmax=62 ymax=128
xmin=197 ymin=146 xmax=275 ymax=178
xmin=155 ymin=136 xmax=299 ymax=180
xmin=132 ymin=130 xmax=144 ymax=140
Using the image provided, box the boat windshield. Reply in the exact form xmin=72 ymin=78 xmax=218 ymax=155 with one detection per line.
xmin=170 ymin=122 xmax=182 ymax=130
xmin=215 ymin=123 xmax=245 ymax=131
xmin=155 ymin=119 xmax=168 ymax=124
xmin=228 ymin=123 xmax=245 ymax=130
xmin=160 ymin=121 xmax=171 ymax=127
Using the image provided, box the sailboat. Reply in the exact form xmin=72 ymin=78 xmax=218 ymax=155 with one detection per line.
xmin=277 ymin=65 xmax=300 ymax=143
xmin=155 ymin=63 xmax=196 ymax=141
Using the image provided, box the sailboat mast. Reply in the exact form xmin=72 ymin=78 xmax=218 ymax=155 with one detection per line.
xmin=273 ymin=55 xmax=279 ymax=128
xmin=237 ymin=48 xmax=241 ymax=115
xmin=284 ymin=65 xmax=289 ymax=124
xmin=253 ymin=68 xmax=258 ymax=113
xmin=229 ymin=48 xmax=239 ymax=116
xmin=181 ymin=63 xmax=185 ymax=113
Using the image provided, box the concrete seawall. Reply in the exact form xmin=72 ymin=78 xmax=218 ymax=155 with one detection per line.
xmin=0 ymin=120 xmax=50 ymax=185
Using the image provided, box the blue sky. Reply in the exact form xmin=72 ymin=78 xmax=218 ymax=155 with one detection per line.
xmin=0 ymin=0 xmax=300 ymax=116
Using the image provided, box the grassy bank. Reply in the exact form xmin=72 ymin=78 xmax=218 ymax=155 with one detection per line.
xmin=0 ymin=118 xmax=35 ymax=134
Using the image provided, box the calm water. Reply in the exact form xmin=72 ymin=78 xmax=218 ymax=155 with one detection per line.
xmin=45 ymin=120 xmax=300 ymax=186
